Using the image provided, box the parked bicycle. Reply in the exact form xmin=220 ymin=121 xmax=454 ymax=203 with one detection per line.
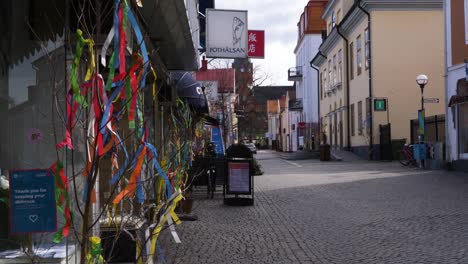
xmin=399 ymin=144 xmax=417 ymax=166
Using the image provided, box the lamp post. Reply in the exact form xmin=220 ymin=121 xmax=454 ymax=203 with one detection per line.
xmin=415 ymin=74 xmax=428 ymax=168
xmin=416 ymin=74 xmax=428 ymax=112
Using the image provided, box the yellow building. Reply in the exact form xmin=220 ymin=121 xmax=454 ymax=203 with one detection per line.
xmin=311 ymin=0 xmax=445 ymax=159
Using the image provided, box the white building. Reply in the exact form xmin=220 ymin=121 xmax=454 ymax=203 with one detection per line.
xmin=445 ymin=0 xmax=468 ymax=171
xmin=288 ymin=0 xmax=328 ymax=150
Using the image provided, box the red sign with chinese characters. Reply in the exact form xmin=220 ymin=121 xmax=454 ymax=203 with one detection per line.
xmin=298 ymin=122 xmax=306 ymax=129
xmin=247 ymin=30 xmax=265 ymax=58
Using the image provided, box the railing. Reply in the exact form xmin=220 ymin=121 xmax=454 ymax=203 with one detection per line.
xmin=288 ymin=66 xmax=303 ymax=81
xmin=289 ymin=98 xmax=303 ymax=110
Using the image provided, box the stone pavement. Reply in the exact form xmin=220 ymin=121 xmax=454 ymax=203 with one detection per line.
xmin=159 ymin=151 xmax=468 ymax=264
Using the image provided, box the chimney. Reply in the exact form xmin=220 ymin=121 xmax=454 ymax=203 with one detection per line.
xmin=201 ymin=56 xmax=208 ymax=71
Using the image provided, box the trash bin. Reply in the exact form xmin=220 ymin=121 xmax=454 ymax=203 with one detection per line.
xmin=319 ymin=144 xmax=330 ymax=161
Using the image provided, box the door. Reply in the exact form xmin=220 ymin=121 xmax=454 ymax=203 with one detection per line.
xmin=339 ymin=112 xmax=343 ymax=149
xmin=379 ymin=124 xmax=393 ymax=160
xmin=334 ymin=114 xmax=337 ymax=148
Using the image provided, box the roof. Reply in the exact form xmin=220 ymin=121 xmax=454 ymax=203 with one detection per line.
xmin=196 ymin=68 xmax=236 ymax=93
xmin=252 ymin=85 xmax=295 ymax=104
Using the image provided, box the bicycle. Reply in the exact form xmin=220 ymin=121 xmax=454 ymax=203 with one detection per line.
xmin=399 ymin=144 xmax=417 ymax=166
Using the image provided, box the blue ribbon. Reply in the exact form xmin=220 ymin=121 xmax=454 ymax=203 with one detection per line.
xmin=145 ymin=143 xmax=172 ymax=197
xmin=109 ymin=132 xmax=130 ymax=185
xmin=99 ymin=81 xmax=124 ymax=134
xmin=127 ymin=8 xmax=148 ymax=89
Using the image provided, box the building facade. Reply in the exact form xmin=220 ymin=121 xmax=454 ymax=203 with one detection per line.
xmin=312 ymin=0 xmax=445 ymax=159
xmin=445 ymin=0 xmax=468 ymax=171
xmin=289 ymin=0 xmax=328 ymax=151
xmin=196 ymin=58 xmax=238 ymax=147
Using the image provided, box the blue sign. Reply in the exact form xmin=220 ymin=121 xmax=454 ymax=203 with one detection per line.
xmin=9 ymin=169 xmax=57 ymax=234
xmin=211 ymin=127 xmax=225 ymax=156
xmin=413 ymin=143 xmax=426 ymax=161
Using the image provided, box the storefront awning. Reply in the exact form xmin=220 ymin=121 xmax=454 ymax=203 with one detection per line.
xmin=448 ymin=95 xmax=468 ymax=107
xmin=171 ymin=71 xmax=209 ymax=114
xmin=203 ymin=115 xmax=220 ymax=126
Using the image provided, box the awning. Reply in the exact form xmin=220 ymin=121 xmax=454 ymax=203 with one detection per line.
xmin=171 ymin=71 xmax=209 ymax=114
xmin=203 ymin=115 xmax=220 ymax=127
xmin=448 ymin=95 xmax=468 ymax=107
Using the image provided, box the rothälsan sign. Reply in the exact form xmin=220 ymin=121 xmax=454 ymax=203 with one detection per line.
xmin=206 ymin=9 xmax=248 ymax=58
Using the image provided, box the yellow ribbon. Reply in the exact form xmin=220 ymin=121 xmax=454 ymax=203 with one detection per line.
xmin=148 ymin=193 xmax=183 ymax=262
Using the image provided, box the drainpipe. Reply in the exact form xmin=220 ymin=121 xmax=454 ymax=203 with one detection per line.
xmin=357 ymin=0 xmax=374 ymax=160
xmin=336 ymin=26 xmax=351 ymax=151
xmin=310 ymin=51 xmax=327 ymax=149
xmin=310 ymin=64 xmax=320 ymax=150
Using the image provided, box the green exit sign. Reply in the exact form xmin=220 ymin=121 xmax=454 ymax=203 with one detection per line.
xmin=374 ymin=98 xmax=387 ymax=111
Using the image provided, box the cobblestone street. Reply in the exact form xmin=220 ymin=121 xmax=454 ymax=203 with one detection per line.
xmin=162 ymin=150 xmax=468 ymax=264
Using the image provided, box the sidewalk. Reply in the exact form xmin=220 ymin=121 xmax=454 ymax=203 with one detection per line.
xmin=279 ymin=150 xmax=319 ymax=160
xmin=331 ymin=149 xmax=365 ymax=162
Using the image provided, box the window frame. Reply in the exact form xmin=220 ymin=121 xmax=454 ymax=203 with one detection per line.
xmin=365 ymin=28 xmax=370 ymax=70
xmin=320 ymin=72 xmax=323 ymax=100
xmin=333 ymin=54 xmax=337 ymax=86
xmin=323 ymin=68 xmax=327 ymax=97
xmin=356 ymin=35 xmax=362 ymax=76
xmin=349 ymin=42 xmax=354 ymax=80
xmin=338 ymin=49 xmax=342 ymax=84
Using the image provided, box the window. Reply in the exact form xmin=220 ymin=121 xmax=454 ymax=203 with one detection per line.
xmin=358 ymin=101 xmax=363 ymax=135
xmin=365 ymin=28 xmax=370 ymax=70
xmin=328 ymin=23 xmax=332 ymax=34
xmin=320 ymin=72 xmax=323 ymax=100
xmin=337 ymin=9 xmax=341 ymax=24
xmin=351 ymin=104 xmax=355 ymax=136
xmin=328 ymin=60 xmax=332 ymax=90
xmin=331 ymin=11 xmax=336 ymax=28
xmin=365 ymin=98 xmax=371 ymax=134
xmin=465 ymin=0 xmax=468 ymax=44
xmin=323 ymin=68 xmax=327 ymax=97
xmin=338 ymin=49 xmax=342 ymax=83
xmin=333 ymin=55 xmax=337 ymax=86
xmin=349 ymin=42 xmax=354 ymax=80
xmin=356 ymin=35 xmax=362 ymax=75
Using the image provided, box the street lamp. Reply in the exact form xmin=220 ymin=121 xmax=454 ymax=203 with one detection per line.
xmin=416 ymin=74 xmax=428 ymax=111
xmin=415 ymin=74 xmax=428 ymax=168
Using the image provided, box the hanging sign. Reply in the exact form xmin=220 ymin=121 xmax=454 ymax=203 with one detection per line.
xmin=374 ymin=98 xmax=387 ymax=111
xmin=9 ymin=169 xmax=57 ymax=234
xmin=206 ymin=9 xmax=248 ymax=58
xmin=247 ymin=30 xmax=265 ymax=58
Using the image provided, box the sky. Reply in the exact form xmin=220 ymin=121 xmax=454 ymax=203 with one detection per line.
xmin=216 ymin=0 xmax=310 ymax=86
